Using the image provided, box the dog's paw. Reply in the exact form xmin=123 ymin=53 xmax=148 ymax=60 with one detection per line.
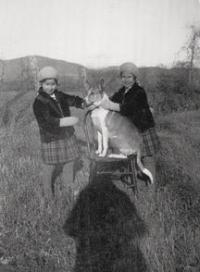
xmin=99 ymin=152 xmax=107 ymax=157
xmin=108 ymin=153 xmax=127 ymax=159
xmin=98 ymin=149 xmax=108 ymax=157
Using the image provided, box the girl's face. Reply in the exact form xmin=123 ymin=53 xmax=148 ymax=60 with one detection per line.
xmin=121 ymin=72 xmax=135 ymax=89
xmin=41 ymin=79 xmax=57 ymax=95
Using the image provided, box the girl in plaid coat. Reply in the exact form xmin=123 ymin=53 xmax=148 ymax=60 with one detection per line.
xmin=33 ymin=66 xmax=85 ymax=199
xmin=99 ymin=62 xmax=160 ymax=183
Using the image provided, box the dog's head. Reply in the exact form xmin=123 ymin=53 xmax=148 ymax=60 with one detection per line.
xmin=85 ymin=79 xmax=105 ymax=106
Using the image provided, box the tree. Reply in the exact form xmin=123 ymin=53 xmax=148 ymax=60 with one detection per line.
xmin=178 ymin=25 xmax=200 ymax=84
xmin=20 ymin=56 xmax=39 ymax=91
xmin=28 ymin=56 xmax=39 ymax=91
xmin=0 ymin=60 xmax=5 ymax=86
xmin=0 ymin=51 xmax=5 ymax=88
xmin=187 ymin=25 xmax=200 ymax=83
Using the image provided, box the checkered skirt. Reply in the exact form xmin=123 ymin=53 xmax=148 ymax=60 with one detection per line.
xmin=141 ymin=127 xmax=160 ymax=157
xmin=41 ymin=134 xmax=80 ymax=165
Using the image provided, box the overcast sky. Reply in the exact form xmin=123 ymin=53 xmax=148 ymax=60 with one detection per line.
xmin=0 ymin=0 xmax=200 ymax=67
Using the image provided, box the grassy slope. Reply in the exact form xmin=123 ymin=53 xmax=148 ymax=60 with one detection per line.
xmin=0 ymin=108 xmax=200 ymax=271
xmin=137 ymin=110 xmax=200 ymax=271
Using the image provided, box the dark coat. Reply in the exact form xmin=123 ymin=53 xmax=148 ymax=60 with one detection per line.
xmin=33 ymin=88 xmax=84 ymax=143
xmin=110 ymin=83 xmax=155 ymax=132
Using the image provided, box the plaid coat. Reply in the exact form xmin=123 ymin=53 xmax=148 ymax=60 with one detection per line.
xmin=33 ymin=88 xmax=84 ymax=164
xmin=141 ymin=127 xmax=160 ymax=157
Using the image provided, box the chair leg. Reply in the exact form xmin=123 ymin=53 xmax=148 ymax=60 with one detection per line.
xmin=129 ymin=157 xmax=138 ymax=195
xmin=89 ymin=161 xmax=97 ymax=183
xmin=119 ymin=165 xmax=128 ymax=185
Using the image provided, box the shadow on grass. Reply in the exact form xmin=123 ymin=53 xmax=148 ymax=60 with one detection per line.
xmin=63 ymin=175 xmax=148 ymax=272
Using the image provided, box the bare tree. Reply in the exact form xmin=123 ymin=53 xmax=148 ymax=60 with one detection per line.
xmin=20 ymin=57 xmax=29 ymax=91
xmin=0 ymin=51 xmax=5 ymax=87
xmin=28 ymin=56 xmax=39 ymax=91
xmin=187 ymin=25 xmax=200 ymax=83
xmin=0 ymin=60 xmax=5 ymax=87
xmin=20 ymin=56 xmax=39 ymax=91
xmin=180 ymin=25 xmax=200 ymax=84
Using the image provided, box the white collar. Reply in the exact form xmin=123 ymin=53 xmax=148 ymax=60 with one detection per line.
xmin=124 ymin=86 xmax=132 ymax=95
xmin=50 ymin=93 xmax=56 ymax=100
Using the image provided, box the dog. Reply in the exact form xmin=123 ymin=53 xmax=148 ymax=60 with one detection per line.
xmin=84 ymin=79 xmax=154 ymax=184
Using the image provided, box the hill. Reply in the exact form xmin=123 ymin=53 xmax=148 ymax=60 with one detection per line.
xmin=0 ymin=55 xmax=83 ymax=91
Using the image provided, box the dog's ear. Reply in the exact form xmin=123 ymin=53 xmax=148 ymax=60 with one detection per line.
xmin=99 ymin=78 xmax=105 ymax=93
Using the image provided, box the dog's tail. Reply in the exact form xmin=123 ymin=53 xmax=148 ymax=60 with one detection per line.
xmin=136 ymin=151 xmax=154 ymax=184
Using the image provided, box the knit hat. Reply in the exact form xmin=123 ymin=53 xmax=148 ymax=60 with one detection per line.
xmin=38 ymin=66 xmax=58 ymax=82
xmin=119 ymin=62 xmax=138 ymax=77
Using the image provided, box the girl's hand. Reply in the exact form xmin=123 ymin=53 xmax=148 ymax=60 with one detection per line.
xmin=86 ymin=104 xmax=97 ymax=111
xmin=60 ymin=116 xmax=79 ymax=127
xmin=99 ymin=96 xmax=120 ymax=111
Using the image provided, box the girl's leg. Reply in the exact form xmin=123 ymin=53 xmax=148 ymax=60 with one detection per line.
xmin=62 ymin=161 xmax=75 ymax=190
xmin=42 ymin=164 xmax=54 ymax=199
xmin=42 ymin=160 xmax=82 ymax=200
xmin=51 ymin=164 xmax=64 ymax=195
xmin=42 ymin=163 xmax=64 ymax=198
xmin=60 ymin=161 xmax=76 ymax=205
xmin=62 ymin=159 xmax=84 ymax=198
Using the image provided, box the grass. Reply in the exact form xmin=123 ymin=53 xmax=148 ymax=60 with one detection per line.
xmin=0 ymin=108 xmax=200 ymax=271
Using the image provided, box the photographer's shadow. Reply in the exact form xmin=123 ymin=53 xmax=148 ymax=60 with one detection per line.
xmin=63 ymin=175 xmax=148 ymax=272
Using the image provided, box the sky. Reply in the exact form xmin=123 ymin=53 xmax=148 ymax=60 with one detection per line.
xmin=0 ymin=0 xmax=200 ymax=68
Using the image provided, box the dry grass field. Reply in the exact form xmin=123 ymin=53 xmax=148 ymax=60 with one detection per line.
xmin=0 ymin=106 xmax=200 ymax=272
